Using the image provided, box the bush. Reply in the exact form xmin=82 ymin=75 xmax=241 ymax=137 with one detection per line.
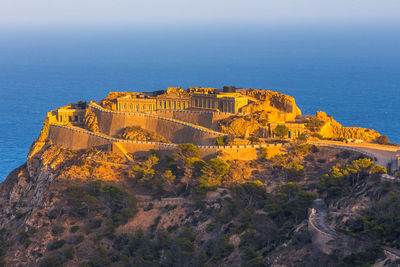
xmin=375 ymin=135 xmax=391 ymax=145
xmin=215 ymin=136 xmax=227 ymax=146
xmin=177 ymin=143 xmax=200 ymax=158
xmin=258 ymin=147 xmax=268 ymax=161
xmin=206 ymin=222 xmax=216 ymax=233
xmin=70 ymin=226 xmax=80 ymax=233
xmin=48 ymin=239 xmax=66 ymax=251
xmin=64 ymin=246 xmax=75 ymax=260
xmin=199 ymin=158 xmax=230 ymax=187
xmin=273 ymin=125 xmax=289 ymax=139
xmin=285 ymin=161 xmax=304 ymax=181
xmin=67 ymin=235 xmax=84 ymax=245
xmin=206 ymin=235 xmax=234 ymax=263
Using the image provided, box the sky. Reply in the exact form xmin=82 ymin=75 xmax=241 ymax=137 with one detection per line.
xmin=1 ymin=0 xmax=400 ymax=28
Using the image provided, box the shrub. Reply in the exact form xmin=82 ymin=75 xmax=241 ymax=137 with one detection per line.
xmin=199 ymin=158 xmax=230 ymax=187
xmin=215 ymin=136 xmax=227 ymax=146
xmin=177 ymin=143 xmax=200 ymax=158
xmin=375 ymin=135 xmax=391 ymax=145
xmin=285 ymin=161 xmax=304 ymax=181
xmin=258 ymin=147 xmax=268 ymax=161
xmin=67 ymin=235 xmax=84 ymax=245
xmin=273 ymin=125 xmax=289 ymax=139
xmin=70 ymin=226 xmax=80 ymax=233
xmin=206 ymin=222 xmax=216 ymax=233
xmin=64 ymin=246 xmax=75 ymax=260
xmin=206 ymin=235 xmax=234 ymax=262
xmin=48 ymin=239 xmax=66 ymax=251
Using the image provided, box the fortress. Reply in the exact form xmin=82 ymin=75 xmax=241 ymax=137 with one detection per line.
xmin=42 ymin=86 xmax=400 ymax=170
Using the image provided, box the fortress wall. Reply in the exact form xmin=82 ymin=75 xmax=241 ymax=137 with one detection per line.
xmin=113 ymin=143 xmax=284 ymax=161
xmin=91 ymin=106 xmax=223 ymax=145
xmin=152 ymin=110 xmax=233 ymax=131
xmin=49 ymin=125 xmax=112 ymax=150
xmin=48 ymin=123 xmax=284 ymax=162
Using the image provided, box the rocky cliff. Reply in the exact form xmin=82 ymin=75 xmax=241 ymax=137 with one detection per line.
xmin=242 ymin=89 xmax=302 ymax=118
xmin=311 ymin=111 xmax=381 ymax=141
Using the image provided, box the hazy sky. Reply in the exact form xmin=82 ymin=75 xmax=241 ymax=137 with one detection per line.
xmin=1 ymin=0 xmax=399 ymax=28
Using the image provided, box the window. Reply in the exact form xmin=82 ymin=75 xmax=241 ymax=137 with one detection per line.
xmin=136 ymin=105 xmax=139 ymax=111
xmin=75 ymin=116 xmax=78 ymax=121
xmin=124 ymin=104 xmax=127 ymax=110
xmin=130 ymin=104 xmax=133 ymax=110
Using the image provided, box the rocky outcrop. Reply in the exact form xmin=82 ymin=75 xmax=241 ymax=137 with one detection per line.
xmin=120 ymin=126 xmax=170 ymax=143
xmin=242 ymin=89 xmax=302 ymax=118
xmin=84 ymin=108 xmax=99 ymax=132
xmin=312 ymin=111 xmax=381 ymax=141
xmin=220 ymin=116 xmax=260 ymax=137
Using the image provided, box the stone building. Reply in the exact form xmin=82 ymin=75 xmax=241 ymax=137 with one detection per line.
xmin=116 ymin=94 xmax=157 ymax=112
xmin=155 ymin=88 xmax=191 ymax=110
xmin=191 ymin=86 xmax=249 ymax=113
xmin=55 ymin=105 xmax=86 ymax=124
xmin=115 ymin=87 xmax=191 ymax=112
xmin=112 ymin=86 xmax=249 ymax=114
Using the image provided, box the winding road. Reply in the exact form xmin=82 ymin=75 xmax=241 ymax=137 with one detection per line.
xmin=309 ymin=203 xmax=400 ymax=259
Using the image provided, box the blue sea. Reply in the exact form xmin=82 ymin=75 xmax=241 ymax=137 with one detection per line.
xmin=1 ymin=23 xmax=399 ymax=181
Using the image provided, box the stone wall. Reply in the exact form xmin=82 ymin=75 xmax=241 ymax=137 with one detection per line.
xmin=90 ymin=103 xmax=225 ymax=146
xmin=152 ymin=110 xmax=233 ymax=131
xmin=48 ymin=124 xmax=113 ymax=151
xmin=48 ymin=124 xmax=284 ymax=161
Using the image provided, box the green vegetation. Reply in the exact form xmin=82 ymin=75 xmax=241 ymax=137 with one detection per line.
xmin=70 ymin=225 xmax=80 ymax=233
xmin=110 ymin=228 xmax=205 ymax=266
xmin=305 ymin=116 xmax=325 ymax=132
xmin=319 ymin=158 xmax=385 ymax=199
xmin=199 ymin=158 xmax=230 ymax=187
xmin=346 ymin=192 xmax=400 ymax=248
xmin=258 ymin=147 xmax=268 ymax=161
xmin=273 ymin=125 xmax=289 ymax=139
xmin=215 ymin=135 xmax=228 ymax=146
xmin=284 ymin=161 xmax=304 ymax=181
xmin=64 ymin=181 xmax=137 ymax=229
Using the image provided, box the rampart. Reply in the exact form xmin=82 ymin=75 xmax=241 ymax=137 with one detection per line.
xmin=151 ymin=110 xmax=233 ymax=131
xmin=89 ymin=103 xmax=226 ymax=146
xmin=48 ymin=124 xmax=114 ymax=151
xmin=48 ymin=124 xmax=283 ymax=161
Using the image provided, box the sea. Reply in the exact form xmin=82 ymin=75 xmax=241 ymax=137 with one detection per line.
xmin=0 ymin=23 xmax=399 ymax=181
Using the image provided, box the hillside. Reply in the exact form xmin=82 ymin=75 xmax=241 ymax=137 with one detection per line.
xmin=0 ymin=87 xmax=399 ymax=266
xmin=0 ymin=133 xmax=399 ymax=266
